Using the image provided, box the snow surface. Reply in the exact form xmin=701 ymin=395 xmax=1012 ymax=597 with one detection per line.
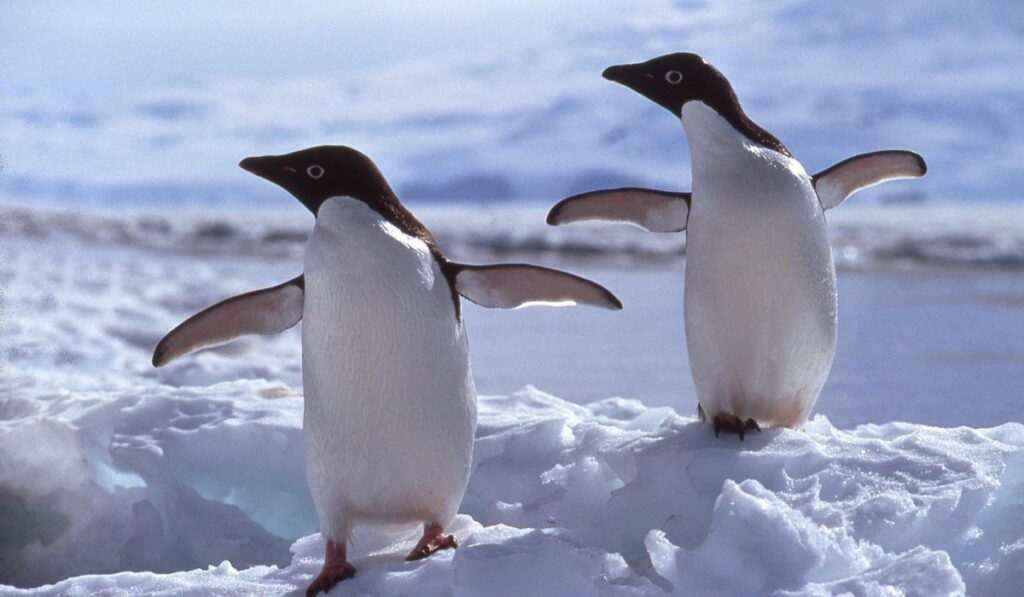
xmin=3 ymin=382 xmax=1024 ymax=595
xmin=3 ymin=205 xmax=1024 ymax=595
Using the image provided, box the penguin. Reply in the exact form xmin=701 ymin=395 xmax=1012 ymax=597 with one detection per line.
xmin=152 ymin=145 xmax=622 ymax=596
xmin=547 ymin=53 xmax=926 ymax=438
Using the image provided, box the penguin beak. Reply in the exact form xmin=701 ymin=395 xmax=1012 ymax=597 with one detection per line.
xmin=239 ymin=155 xmax=301 ymax=189
xmin=239 ymin=155 xmax=295 ymax=178
xmin=238 ymin=156 xmax=264 ymax=175
xmin=240 ymin=154 xmax=316 ymax=213
xmin=601 ymin=64 xmax=634 ymax=84
xmin=601 ymin=62 xmax=654 ymax=97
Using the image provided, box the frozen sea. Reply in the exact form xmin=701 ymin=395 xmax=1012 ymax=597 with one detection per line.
xmin=6 ymin=198 xmax=1024 ymax=593
xmin=0 ymin=198 xmax=1019 ymax=593
xmin=4 ymin=201 xmax=1021 ymax=427
xmin=3 ymin=0 xmax=1024 ymax=594
xmin=2 ymin=201 xmax=1024 ymax=594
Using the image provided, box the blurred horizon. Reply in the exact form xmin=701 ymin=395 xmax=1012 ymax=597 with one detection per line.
xmin=2 ymin=1 xmax=1023 ymax=209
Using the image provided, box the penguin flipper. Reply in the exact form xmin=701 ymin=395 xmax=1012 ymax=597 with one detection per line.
xmin=546 ymin=187 xmax=690 ymax=232
xmin=152 ymin=275 xmax=304 ymax=367
xmin=451 ymin=263 xmax=622 ymax=310
xmin=813 ymin=150 xmax=927 ymax=210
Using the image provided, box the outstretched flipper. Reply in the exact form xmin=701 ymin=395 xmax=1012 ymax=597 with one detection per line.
xmin=546 ymin=187 xmax=690 ymax=232
xmin=152 ymin=275 xmax=304 ymax=367
xmin=813 ymin=150 xmax=927 ymax=210
xmin=450 ymin=263 xmax=622 ymax=310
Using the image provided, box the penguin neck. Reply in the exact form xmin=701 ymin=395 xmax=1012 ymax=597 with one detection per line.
xmin=680 ymin=101 xmax=791 ymax=174
xmin=313 ymin=195 xmax=461 ymax=318
xmin=679 ymin=98 xmax=790 ymax=163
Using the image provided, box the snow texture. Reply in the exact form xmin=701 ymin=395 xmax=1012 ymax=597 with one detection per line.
xmin=3 ymin=381 xmax=1023 ymax=595
xmin=2 ymin=204 xmax=1024 ymax=594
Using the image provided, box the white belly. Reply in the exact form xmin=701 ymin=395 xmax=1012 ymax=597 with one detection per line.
xmin=682 ymin=103 xmax=838 ymax=428
xmin=301 ymin=198 xmax=476 ymax=541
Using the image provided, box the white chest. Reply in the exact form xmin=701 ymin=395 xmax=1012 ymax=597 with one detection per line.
xmin=301 ymin=197 xmax=471 ymax=408
xmin=299 ymin=198 xmax=476 ymax=534
xmin=679 ymin=102 xmax=838 ymax=427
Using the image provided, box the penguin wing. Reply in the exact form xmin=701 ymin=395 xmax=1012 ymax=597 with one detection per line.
xmin=451 ymin=263 xmax=622 ymax=310
xmin=813 ymin=150 xmax=927 ymax=210
xmin=152 ymin=275 xmax=304 ymax=367
xmin=546 ymin=188 xmax=690 ymax=232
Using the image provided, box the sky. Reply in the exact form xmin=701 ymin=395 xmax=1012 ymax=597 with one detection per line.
xmin=2 ymin=1 xmax=1023 ymax=207
xmin=1 ymin=1 xmax=590 ymax=95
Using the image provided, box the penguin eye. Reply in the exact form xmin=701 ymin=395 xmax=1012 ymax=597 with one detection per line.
xmin=665 ymin=70 xmax=683 ymax=85
xmin=307 ymin=165 xmax=325 ymax=179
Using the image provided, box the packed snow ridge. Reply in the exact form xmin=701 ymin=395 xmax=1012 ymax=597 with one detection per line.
xmin=2 ymin=380 xmax=1023 ymax=595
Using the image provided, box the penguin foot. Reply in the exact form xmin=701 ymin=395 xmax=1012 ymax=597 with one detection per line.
xmin=307 ymin=540 xmax=355 ymax=597
xmin=406 ymin=522 xmax=458 ymax=561
xmin=712 ymin=413 xmax=761 ymax=440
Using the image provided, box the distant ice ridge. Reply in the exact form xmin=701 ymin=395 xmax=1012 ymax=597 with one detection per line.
xmin=2 ymin=2 xmax=1024 ymax=206
xmin=4 ymin=202 xmax=1024 ymax=270
xmin=3 ymin=380 xmax=1023 ymax=595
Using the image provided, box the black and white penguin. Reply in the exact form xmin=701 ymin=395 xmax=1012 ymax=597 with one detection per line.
xmin=153 ymin=145 xmax=622 ymax=595
xmin=548 ymin=53 xmax=926 ymax=438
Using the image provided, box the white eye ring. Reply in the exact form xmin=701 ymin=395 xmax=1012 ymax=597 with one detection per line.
xmin=307 ymin=165 xmax=325 ymax=179
xmin=665 ymin=70 xmax=683 ymax=84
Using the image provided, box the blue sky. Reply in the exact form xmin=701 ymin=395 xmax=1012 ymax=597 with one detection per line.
xmin=2 ymin=1 xmax=585 ymax=94
xmin=2 ymin=1 xmax=1023 ymax=207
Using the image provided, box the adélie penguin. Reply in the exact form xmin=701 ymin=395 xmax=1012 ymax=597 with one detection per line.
xmin=152 ymin=145 xmax=622 ymax=595
xmin=548 ymin=53 xmax=926 ymax=438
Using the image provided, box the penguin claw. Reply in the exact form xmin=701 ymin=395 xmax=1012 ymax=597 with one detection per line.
xmin=712 ymin=413 xmax=761 ymax=440
xmin=307 ymin=540 xmax=355 ymax=596
xmin=306 ymin=563 xmax=355 ymax=596
xmin=406 ymin=523 xmax=458 ymax=561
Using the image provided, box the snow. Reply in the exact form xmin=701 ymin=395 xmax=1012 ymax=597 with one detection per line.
xmin=3 ymin=206 xmax=1024 ymax=595
xmin=3 ymin=2 xmax=1023 ymax=594
xmin=3 ymin=379 xmax=1024 ymax=595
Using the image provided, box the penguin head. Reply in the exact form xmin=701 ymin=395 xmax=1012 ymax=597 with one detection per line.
xmin=239 ymin=145 xmax=395 ymax=214
xmin=602 ymin=52 xmax=737 ymax=117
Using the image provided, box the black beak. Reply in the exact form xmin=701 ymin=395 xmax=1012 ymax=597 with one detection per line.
xmin=238 ymin=156 xmax=263 ymax=174
xmin=601 ymin=62 xmax=653 ymax=96
xmin=240 ymin=154 xmax=315 ymax=213
xmin=239 ymin=154 xmax=301 ymax=186
xmin=238 ymin=155 xmax=292 ymax=179
xmin=601 ymin=61 xmax=672 ymax=112
xmin=601 ymin=64 xmax=633 ymax=83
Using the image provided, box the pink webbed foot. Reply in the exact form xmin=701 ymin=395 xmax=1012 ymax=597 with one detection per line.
xmin=406 ymin=522 xmax=458 ymax=561
xmin=306 ymin=540 xmax=355 ymax=597
xmin=712 ymin=413 xmax=761 ymax=440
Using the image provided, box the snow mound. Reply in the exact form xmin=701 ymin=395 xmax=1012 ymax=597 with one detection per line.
xmin=2 ymin=384 xmax=1023 ymax=595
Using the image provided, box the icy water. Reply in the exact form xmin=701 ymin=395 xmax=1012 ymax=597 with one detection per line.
xmin=2 ymin=212 xmax=1020 ymax=429
xmin=468 ymin=266 xmax=1024 ymax=428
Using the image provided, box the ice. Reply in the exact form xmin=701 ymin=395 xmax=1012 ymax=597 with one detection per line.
xmin=3 ymin=377 xmax=1024 ymax=595
xmin=2 ymin=204 xmax=1024 ymax=593
xmin=6 ymin=202 xmax=1024 ymax=273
